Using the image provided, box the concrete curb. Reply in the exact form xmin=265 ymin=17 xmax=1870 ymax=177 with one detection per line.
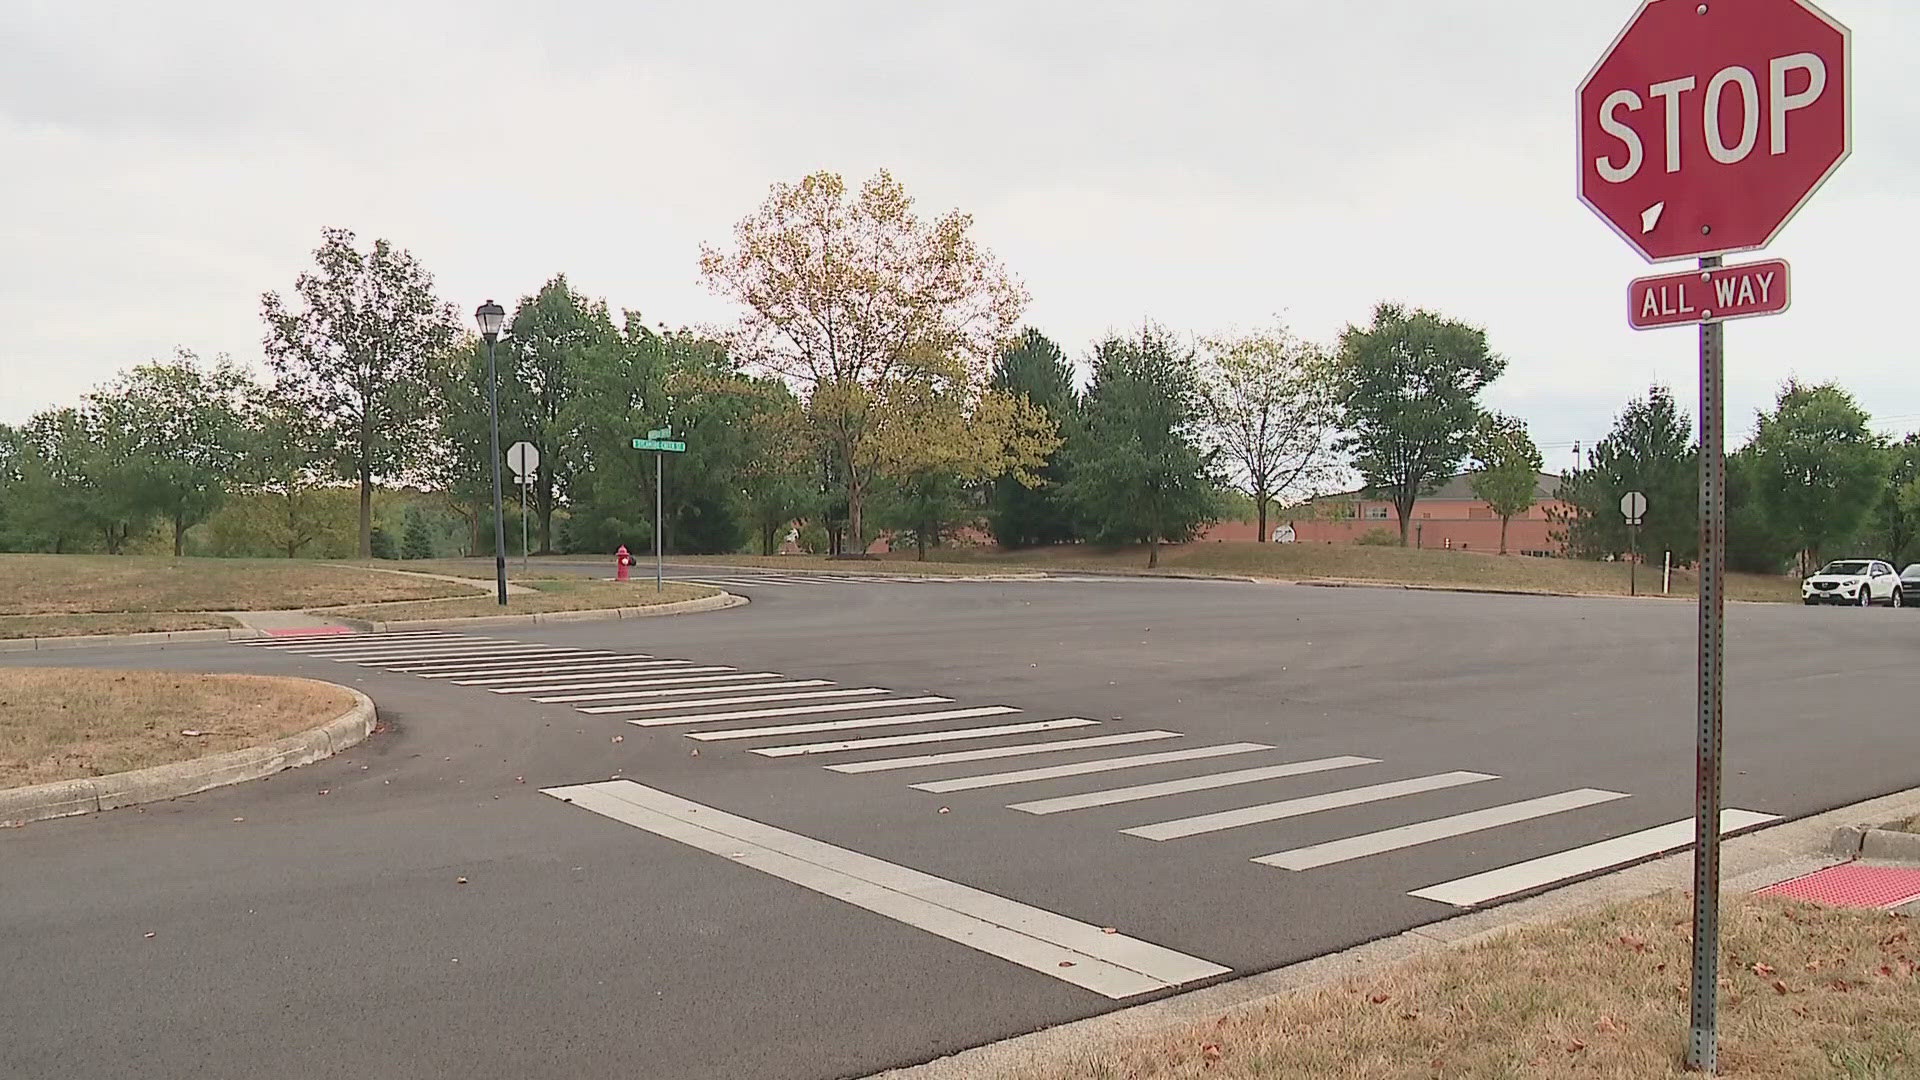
xmin=1828 ymin=823 xmax=1920 ymax=862
xmin=867 ymin=783 xmax=1920 ymax=1079
xmin=0 ymin=626 xmax=265 ymax=653
xmin=0 ymin=686 xmax=376 ymax=829
xmin=1293 ymin=578 xmax=1785 ymax=605
xmin=329 ymin=590 xmax=746 ymax=633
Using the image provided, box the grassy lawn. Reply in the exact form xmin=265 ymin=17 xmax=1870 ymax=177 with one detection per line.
xmin=0 ymin=612 xmax=242 ymax=640
xmin=0 ymin=554 xmax=477 ymax=616
xmin=776 ymin=544 xmax=1799 ymax=602
xmin=1018 ymin=891 xmax=1917 ymax=1079
xmin=325 ymin=579 xmax=719 ymax=621
xmin=0 ymin=668 xmax=357 ymax=788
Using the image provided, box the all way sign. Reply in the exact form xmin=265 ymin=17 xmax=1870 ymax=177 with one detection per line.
xmin=1629 ymin=259 xmax=1790 ymax=331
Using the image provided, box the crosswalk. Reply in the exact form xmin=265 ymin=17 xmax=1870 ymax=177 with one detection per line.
xmin=669 ymin=571 xmax=1126 ymax=590
xmin=242 ymin=630 xmax=1778 ymax=910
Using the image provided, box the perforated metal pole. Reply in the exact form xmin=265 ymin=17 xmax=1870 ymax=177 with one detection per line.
xmin=1688 ymin=254 xmax=1727 ymax=1075
xmin=655 ymin=451 xmax=664 ymax=593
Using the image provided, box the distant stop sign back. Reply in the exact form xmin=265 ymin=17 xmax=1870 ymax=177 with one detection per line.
xmin=1578 ymin=0 xmax=1851 ymax=263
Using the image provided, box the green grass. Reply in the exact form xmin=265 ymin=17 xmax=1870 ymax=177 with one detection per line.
xmin=324 ymin=579 xmax=719 ymax=622
xmin=0 ymin=554 xmax=476 ymax=616
xmin=0 ymin=612 xmax=242 ymax=640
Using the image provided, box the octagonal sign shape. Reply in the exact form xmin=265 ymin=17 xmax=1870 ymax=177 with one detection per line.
xmin=1578 ymin=0 xmax=1850 ymax=263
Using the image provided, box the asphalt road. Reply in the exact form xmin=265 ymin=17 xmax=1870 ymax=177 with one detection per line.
xmin=4 ymin=572 xmax=1918 ymax=1080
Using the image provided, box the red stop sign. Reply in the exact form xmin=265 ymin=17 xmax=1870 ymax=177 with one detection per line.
xmin=1578 ymin=0 xmax=1850 ymax=263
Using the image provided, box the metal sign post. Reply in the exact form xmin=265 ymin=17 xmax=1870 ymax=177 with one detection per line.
xmin=521 ymin=474 xmax=531 ymax=573
xmin=1690 ymin=256 xmax=1728 ymax=1072
xmin=1621 ymin=491 xmax=1647 ymax=597
xmin=633 ymin=434 xmax=689 ymax=593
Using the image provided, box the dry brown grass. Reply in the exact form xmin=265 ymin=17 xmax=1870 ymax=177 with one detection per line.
xmin=756 ymin=544 xmax=1800 ymax=602
xmin=0 ymin=555 xmax=475 ymax=616
xmin=0 ymin=612 xmax=241 ymax=640
xmin=1023 ymin=892 xmax=1918 ymax=1080
xmin=325 ymin=579 xmax=717 ymax=622
xmin=0 ymin=668 xmax=357 ymax=788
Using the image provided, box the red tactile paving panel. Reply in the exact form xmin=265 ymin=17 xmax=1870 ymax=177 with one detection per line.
xmin=1759 ymin=864 xmax=1920 ymax=909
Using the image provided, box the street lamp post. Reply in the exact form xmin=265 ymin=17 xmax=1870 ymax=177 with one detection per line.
xmin=475 ymin=301 xmax=508 ymax=607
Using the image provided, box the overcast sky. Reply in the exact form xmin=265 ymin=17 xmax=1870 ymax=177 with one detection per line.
xmin=5 ymin=0 xmax=1914 ymax=465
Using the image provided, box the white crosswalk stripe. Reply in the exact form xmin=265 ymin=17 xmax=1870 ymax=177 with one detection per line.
xmin=410 ymin=656 xmax=642 ymax=677
xmin=578 ymin=688 xmax=890 ymax=713
xmin=533 ymin=679 xmax=828 ymax=704
xmin=1006 ymin=756 xmax=1383 ymax=815
xmin=483 ymin=665 xmax=723 ymax=694
xmin=909 ymin=743 xmax=1279 ymax=794
xmin=1122 ymin=771 xmax=1500 ymax=842
xmin=382 ymin=650 xmax=618 ymax=671
xmin=825 ymin=731 xmax=1183 ymax=774
xmin=612 ymin=695 xmax=952 ymax=724
xmin=1406 ymin=809 xmax=1777 ymax=906
xmin=751 ymin=719 xmax=1101 ymax=757
xmin=453 ymin=668 xmax=744 ymax=684
xmin=681 ymin=706 xmax=1022 ymax=741
xmin=1253 ymin=788 xmax=1633 ymax=871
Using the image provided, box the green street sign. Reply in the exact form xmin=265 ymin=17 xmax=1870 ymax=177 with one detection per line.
xmin=632 ymin=438 xmax=687 ymax=453
xmin=646 ymin=427 xmax=671 ymax=440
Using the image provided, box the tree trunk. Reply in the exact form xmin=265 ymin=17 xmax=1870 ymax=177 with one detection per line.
xmin=173 ymin=513 xmax=186 ymax=557
xmin=358 ymin=467 xmax=373 ymax=559
xmin=1147 ymin=534 xmax=1160 ymax=568
xmin=1256 ymin=485 xmax=1270 ymax=542
xmin=1499 ymin=516 xmax=1511 ymax=556
xmin=847 ymin=490 xmax=865 ymax=557
xmin=916 ymin=521 xmax=929 ymax=562
xmin=538 ymin=467 xmax=554 ymax=555
xmin=1396 ymin=501 xmax=1414 ymax=546
xmin=761 ymin=523 xmax=777 ymax=557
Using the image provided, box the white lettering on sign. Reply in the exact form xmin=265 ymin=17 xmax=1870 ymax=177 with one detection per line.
xmin=1713 ymin=270 xmax=1776 ymax=308
xmin=1594 ymin=53 xmax=1829 ymax=183
xmin=1597 ymin=90 xmax=1644 ymax=183
xmin=1642 ymin=284 xmax=1696 ymax=319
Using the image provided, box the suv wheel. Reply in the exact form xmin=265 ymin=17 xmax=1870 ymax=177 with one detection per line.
xmin=1859 ymin=587 xmax=1873 ymax=607
xmin=1894 ymin=588 xmax=1904 ymax=609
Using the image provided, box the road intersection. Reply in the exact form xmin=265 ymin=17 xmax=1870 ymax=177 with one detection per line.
xmin=4 ymin=569 xmax=1916 ymax=1079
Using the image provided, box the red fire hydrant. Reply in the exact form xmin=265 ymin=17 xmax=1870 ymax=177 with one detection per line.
xmin=615 ymin=545 xmax=633 ymax=582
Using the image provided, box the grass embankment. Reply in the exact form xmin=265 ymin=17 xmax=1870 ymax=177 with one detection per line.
xmin=326 ymin=579 xmax=717 ymax=622
xmin=0 ymin=555 xmax=478 ymax=638
xmin=686 ymin=544 xmax=1802 ymax=602
xmin=0 ymin=668 xmax=356 ymax=788
xmin=1020 ymin=892 xmax=1917 ymax=1080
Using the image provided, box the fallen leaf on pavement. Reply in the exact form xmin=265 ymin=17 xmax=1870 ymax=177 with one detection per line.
xmin=144 ymin=932 xmax=156 ymax=939
xmin=1101 ymin=927 xmax=1118 ymax=935
xmin=612 ymin=735 xmax=624 ymax=744
xmin=317 ymin=789 xmax=329 ymax=796
xmin=232 ymin=817 xmax=245 ymax=823
xmin=1058 ymin=961 xmax=1075 ymax=968
xmin=515 ymin=777 xmax=525 ymax=783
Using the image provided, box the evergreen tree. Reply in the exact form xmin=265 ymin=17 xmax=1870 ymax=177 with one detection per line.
xmin=987 ymin=329 xmax=1079 ymax=548
xmin=1062 ymin=327 xmax=1219 ymax=568
xmin=1553 ymin=385 xmax=1697 ymax=562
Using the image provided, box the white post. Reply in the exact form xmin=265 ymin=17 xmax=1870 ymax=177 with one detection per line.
xmin=1665 ymin=550 xmax=1672 ymax=595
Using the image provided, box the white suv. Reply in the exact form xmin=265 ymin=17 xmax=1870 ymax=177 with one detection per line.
xmin=1802 ymin=560 xmax=1902 ymax=607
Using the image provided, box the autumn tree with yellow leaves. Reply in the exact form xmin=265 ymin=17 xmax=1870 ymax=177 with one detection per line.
xmin=700 ymin=170 xmax=1026 ymax=552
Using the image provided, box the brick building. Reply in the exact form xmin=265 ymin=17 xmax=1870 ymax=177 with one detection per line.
xmin=1201 ymin=472 xmax=1568 ymax=555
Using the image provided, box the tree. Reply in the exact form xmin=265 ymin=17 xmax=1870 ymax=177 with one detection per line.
xmin=1062 ymin=327 xmax=1219 ymax=568
xmin=262 ymin=227 xmax=458 ymax=558
xmin=401 ymin=508 xmax=435 ymax=559
xmin=10 ymin=407 xmax=146 ymax=553
xmin=987 ymin=329 xmax=1080 ymax=548
xmin=867 ymin=381 xmax=1058 ymax=560
xmin=85 ymin=351 xmax=252 ymax=556
xmin=502 ymin=277 xmax=619 ymax=552
xmin=701 ymin=170 xmax=1025 ymax=552
xmin=1749 ymin=381 xmax=1886 ymax=573
xmin=1553 ymin=385 xmax=1697 ymax=562
xmin=1199 ymin=324 xmax=1338 ymax=543
xmin=1468 ymin=412 xmax=1544 ymax=556
xmin=1868 ymin=434 xmax=1920 ymax=569
xmin=1335 ymin=303 xmax=1506 ymax=544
